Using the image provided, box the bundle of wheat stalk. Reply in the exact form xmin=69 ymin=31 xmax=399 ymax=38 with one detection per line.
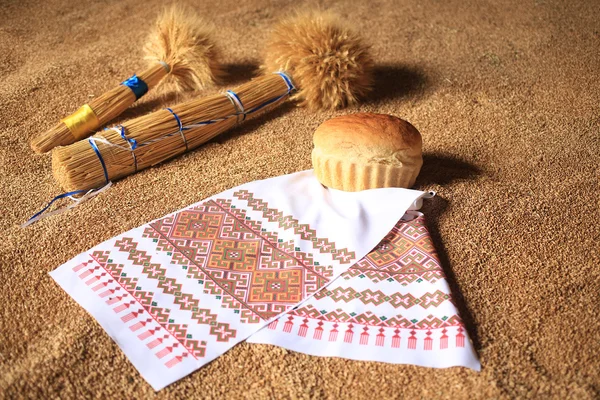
xmin=30 ymin=5 xmax=223 ymax=154
xmin=52 ymin=11 xmax=374 ymax=193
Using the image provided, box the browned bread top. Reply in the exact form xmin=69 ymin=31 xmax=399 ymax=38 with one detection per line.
xmin=313 ymin=113 xmax=422 ymax=164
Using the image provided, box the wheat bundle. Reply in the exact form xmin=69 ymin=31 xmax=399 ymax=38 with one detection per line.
xmin=30 ymin=5 xmax=223 ymax=154
xmin=52 ymin=11 xmax=374 ymax=193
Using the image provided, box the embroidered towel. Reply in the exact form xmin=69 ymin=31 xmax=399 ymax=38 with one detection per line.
xmin=50 ymin=171 xmax=428 ymax=390
xmin=248 ymin=212 xmax=480 ymax=371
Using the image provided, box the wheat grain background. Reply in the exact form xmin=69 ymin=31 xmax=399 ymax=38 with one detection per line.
xmin=1 ymin=0 xmax=599 ymax=398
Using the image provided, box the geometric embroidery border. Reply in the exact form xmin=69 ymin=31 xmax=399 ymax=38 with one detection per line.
xmin=110 ymin=237 xmax=238 ymax=342
xmin=312 ymin=287 xmax=453 ymax=309
xmin=285 ymin=305 xmax=463 ymax=328
xmin=71 ymin=257 xmax=196 ymax=369
xmin=233 ymin=190 xmax=356 ymax=264
xmin=261 ymin=214 xmax=468 ymax=351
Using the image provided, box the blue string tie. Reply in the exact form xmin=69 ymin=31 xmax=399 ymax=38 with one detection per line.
xmin=225 ymin=90 xmax=246 ymax=123
xmin=118 ymin=125 xmax=138 ymax=150
xmin=21 ymin=183 xmax=112 ymax=228
xmin=25 ymin=190 xmax=86 ymax=225
xmin=276 ymin=71 xmax=295 ymax=92
xmin=166 ymin=108 xmax=188 ymax=151
xmin=23 ymin=71 xmax=297 ymax=227
xmin=243 ymin=72 xmax=296 ymax=115
xmin=89 ymin=137 xmax=109 ymax=185
xmin=107 ymin=125 xmax=138 ymax=172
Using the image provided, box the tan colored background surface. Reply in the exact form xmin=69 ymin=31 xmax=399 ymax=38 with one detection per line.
xmin=1 ymin=0 xmax=599 ymax=398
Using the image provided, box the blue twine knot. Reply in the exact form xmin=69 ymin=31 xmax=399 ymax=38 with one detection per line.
xmin=116 ymin=125 xmax=137 ymax=150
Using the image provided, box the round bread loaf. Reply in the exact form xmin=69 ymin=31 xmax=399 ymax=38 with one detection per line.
xmin=312 ymin=113 xmax=423 ymax=191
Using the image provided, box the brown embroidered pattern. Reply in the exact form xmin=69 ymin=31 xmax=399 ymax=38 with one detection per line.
xmin=233 ymin=190 xmax=356 ymax=264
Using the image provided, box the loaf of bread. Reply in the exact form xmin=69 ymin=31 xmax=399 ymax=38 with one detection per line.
xmin=312 ymin=113 xmax=423 ymax=191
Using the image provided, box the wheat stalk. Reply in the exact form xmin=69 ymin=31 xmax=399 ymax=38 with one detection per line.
xmin=30 ymin=5 xmax=223 ymax=154
xmin=51 ymin=11 xmax=373 ymax=193
xmin=52 ymin=74 xmax=291 ymax=191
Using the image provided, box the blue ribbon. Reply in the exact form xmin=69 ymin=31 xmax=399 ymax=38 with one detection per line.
xmin=121 ymin=74 xmax=148 ymax=100
xmin=89 ymin=138 xmax=109 ymax=185
xmin=25 ymin=190 xmax=87 ymax=224
xmin=104 ymin=125 xmax=138 ymax=172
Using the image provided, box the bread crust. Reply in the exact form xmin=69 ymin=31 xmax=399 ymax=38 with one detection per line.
xmin=312 ymin=113 xmax=423 ymax=191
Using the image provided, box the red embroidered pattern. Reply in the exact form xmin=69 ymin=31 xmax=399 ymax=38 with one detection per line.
xmin=111 ymin=238 xmax=237 ymax=343
xmin=72 ymin=254 xmax=203 ymax=368
xmin=269 ymin=216 xmax=469 ymax=350
xmin=147 ymin=199 xmax=332 ymax=321
xmin=268 ymin=314 xmax=466 ymax=349
xmin=71 ymin=193 xmax=355 ymax=368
